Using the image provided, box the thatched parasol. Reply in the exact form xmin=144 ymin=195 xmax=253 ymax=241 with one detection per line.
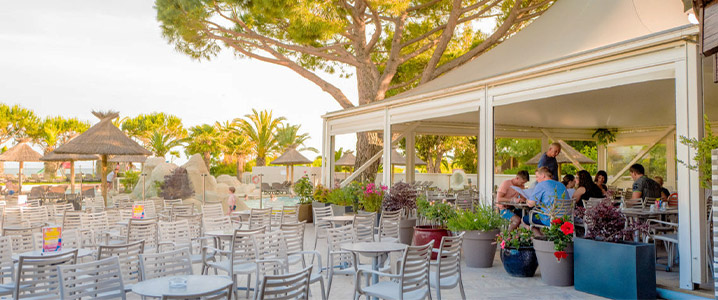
xmin=271 ymin=148 xmax=312 ymax=185
xmin=335 ymin=151 xmax=356 ymax=167
xmin=0 ymin=141 xmax=42 ymax=194
xmin=525 ymin=140 xmax=596 ymax=179
xmin=54 ymin=111 xmax=151 ymax=206
xmin=40 ymin=151 xmax=99 ymax=194
xmin=381 ymin=149 xmax=427 ymax=183
xmin=108 ymin=155 xmax=148 ymax=163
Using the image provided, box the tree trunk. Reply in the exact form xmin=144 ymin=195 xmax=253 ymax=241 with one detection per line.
xmin=256 ymin=156 xmax=266 ymax=167
xmin=236 ymin=156 xmax=244 ymax=181
xmin=202 ymin=152 xmax=211 ymax=170
xmin=354 ymin=131 xmax=382 ymax=184
xmin=43 ymin=161 xmax=60 ymax=180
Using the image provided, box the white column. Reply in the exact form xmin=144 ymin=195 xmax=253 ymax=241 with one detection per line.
xmin=321 ymin=119 xmax=335 ymax=187
xmin=406 ymin=130 xmax=415 ymax=183
xmin=597 ymin=144 xmax=608 ymax=172
xmin=478 ymin=88 xmax=493 ymax=205
xmin=675 ymin=41 xmax=706 ymax=289
xmin=541 ymin=136 xmax=549 ymax=153
xmin=666 ymin=133 xmax=676 ymax=190
xmin=383 ymin=108 xmax=392 ymax=186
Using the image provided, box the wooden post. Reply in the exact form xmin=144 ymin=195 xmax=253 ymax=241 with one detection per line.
xmin=70 ymin=161 xmax=76 ymax=194
xmin=18 ymin=161 xmax=23 ymax=195
xmin=101 ymin=155 xmax=108 ymax=207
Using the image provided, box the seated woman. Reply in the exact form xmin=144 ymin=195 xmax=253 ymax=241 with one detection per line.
xmin=562 ymin=174 xmax=576 ymax=198
xmin=594 ymin=170 xmax=609 ymax=196
xmin=574 ymin=170 xmax=604 ymax=208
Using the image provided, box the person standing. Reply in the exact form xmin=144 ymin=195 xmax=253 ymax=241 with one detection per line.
xmin=107 ymin=165 xmax=119 ymax=190
xmin=538 ymin=142 xmax=561 ymax=181
xmin=629 ymin=164 xmax=662 ymax=200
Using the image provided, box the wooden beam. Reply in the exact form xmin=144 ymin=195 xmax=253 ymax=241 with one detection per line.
xmin=607 ymin=125 xmax=676 ymax=185
xmin=340 ymin=123 xmax=420 ymax=187
xmin=540 ymin=129 xmax=584 ymax=170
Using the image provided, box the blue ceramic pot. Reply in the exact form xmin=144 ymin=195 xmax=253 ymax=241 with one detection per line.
xmin=500 ymin=247 xmax=538 ymax=277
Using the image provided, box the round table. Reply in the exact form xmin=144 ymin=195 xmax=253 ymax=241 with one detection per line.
xmin=341 ymin=242 xmax=407 ymax=299
xmin=231 ymin=210 xmax=251 ymax=222
xmin=13 ymin=248 xmax=94 ymax=261
xmin=205 ymin=229 xmax=237 ymax=239
xmin=131 ymin=275 xmax=233 ymax=298
xmin=324 ymin=215 xmax=355 ymax=226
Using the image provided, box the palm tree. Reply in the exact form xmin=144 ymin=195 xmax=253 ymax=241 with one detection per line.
xmin=274 ymin=123 xmax=318 ymax=153
xmin=215 ymin=121 xmax=253 ymax=179
xmin=234 ymin=109 xmax=286 ymax=167
xmin=185 ymin=124 xmax=221 ymax=169
xmin=146 ymin=130 xmax=186 ymax=158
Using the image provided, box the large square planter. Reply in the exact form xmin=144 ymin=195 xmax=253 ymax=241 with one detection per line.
xmin=330 ymin=204 xmax=353 ymax=216
xmin=574 ymin=237 xmax=656 ymax=299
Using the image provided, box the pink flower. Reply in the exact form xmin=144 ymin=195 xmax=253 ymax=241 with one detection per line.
xmin=501 ymin=240 xmax=506 ymax=249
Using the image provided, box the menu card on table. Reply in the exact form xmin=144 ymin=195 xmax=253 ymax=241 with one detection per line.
xmin=132 ymin=204 xmax=145 ymax=219
xmin=17 ymin=195 xmax=27 ymax=206
xmin=42 ymin=226 xmax=62 ymax=253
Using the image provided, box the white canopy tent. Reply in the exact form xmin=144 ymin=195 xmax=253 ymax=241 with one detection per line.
xmin=322 ymin=0 xmax=714 ymax=289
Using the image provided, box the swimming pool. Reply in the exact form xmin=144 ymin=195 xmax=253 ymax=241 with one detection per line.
xmin=244 ymin=196 xmax=301 ymax=209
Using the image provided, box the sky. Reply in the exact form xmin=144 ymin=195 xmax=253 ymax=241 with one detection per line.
xmin=0 ymin=0 xmax=360 ymax=170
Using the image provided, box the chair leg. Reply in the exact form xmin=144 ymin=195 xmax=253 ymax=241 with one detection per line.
xmin=436 ymin=286 xmax=441 ymax=300
xmin=246 ymin=274 xmax=252 ymax=299
xmin=459 ymin=275 xmax=466 ymax=300
xmin=319 ymin=277 xmax=327 ymax=300
xmin=313 ymin=234 xmax=319 ymax=250
xmin=232 ymin=275 xmax=239 ymax=300
xmin=326 ymin=272 xmax=333 ymax=298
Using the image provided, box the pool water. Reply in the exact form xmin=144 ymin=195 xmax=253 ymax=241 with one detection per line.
xmin=245 ymin=196 xmax=300 ymax=209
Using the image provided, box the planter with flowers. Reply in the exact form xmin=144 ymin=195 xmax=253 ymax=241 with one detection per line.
xmin=446 ymin=204 xmax=506 ymax=268
xmin=382 ymin=182 xmax=418 ymax=244
xmin=496 ymin=228 xmax=538 ymax=277
xmin=292 ymin=176 xmax=314 ymax=223
xmin=532 ymin=215 xmax=574 ymax=286
xmin=574 ymin=201 xmax=654 ymax=299
xmin=415 ymin=195 xmax=456 ymax=259
xmin=359 ymin=183 xmax=386 ymax=224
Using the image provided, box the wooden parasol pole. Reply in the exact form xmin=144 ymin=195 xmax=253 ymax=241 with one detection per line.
xmin=18 ymin=161 xmax=23 ymax=195
xmin=70 ymin=161 xmax=76 ymax=194
xmin=101 ymin=154 xmax=108 ymax=207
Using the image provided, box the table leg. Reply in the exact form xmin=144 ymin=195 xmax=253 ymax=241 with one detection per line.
xmin=369 ymin=253 xmax=387 ymax=300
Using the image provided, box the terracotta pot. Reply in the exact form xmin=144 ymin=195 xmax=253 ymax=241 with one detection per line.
xmin=298 ymin=203 xmax=313 ymax=223
xmin=500 ymin=247 xmax=538 ymax=277
xmin=413 ymin=225 xmax=450 ymax=259
xmin=533 ymin=238 xmax=573 ymax=286
xmin=464 ymin=229 xmax=500 ymax=268
xmin=399 ymin=218 xmax=416 ymax=245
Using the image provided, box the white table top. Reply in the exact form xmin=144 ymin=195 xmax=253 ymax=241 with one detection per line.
xmin=324 ymin=215 xmax=355 ymax=222
xmin=13 ymin=248 xmax=94 ymax=261
xmin=341 ymin=242 xmax=407 ymax=255
xmin=131 ymin=275 xmax=233 ymax=298
xmin=621 ymin=208 xmax=678 ymax=215
xmin=205 ymin=229 xmax=237 ymax=237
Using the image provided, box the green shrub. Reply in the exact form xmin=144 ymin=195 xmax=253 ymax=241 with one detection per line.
xmin=447 ymin=204 xmax=506 ymax=232
xmin=293 ymin=175 xmax=313 ymax=204
xmin=417 ymin=195 xmax=456 ymax=226
xmin=120 ymin=170 xmax=140 ymax=194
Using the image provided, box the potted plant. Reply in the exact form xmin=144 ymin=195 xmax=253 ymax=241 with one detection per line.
xmin=359 ymin=183 xmax=386 ymax=224
xmin=312 ymin=184 xmax=330 ymax=209
xmin=326 ymin=186 xmax=355 ymax=215
xmin=382 ymin=182 xmax=418 ymax=244
xmin=496 ymin=228 xmax=538 ymax=277
xmin=415 ymin=195 xmax=456 ymax=258
xmin=573 ymin=201 xmax=653 ymax=299
xmin=446 ymin=204 xmax=506 ymax=268
xmin=293 ymin=175 xmax=314 ymax=223
xmin=533 ymin=215 xmax=574 ymax=286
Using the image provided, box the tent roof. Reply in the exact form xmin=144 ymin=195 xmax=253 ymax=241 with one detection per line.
xmin=525 ymin=140 xmax=596 ymax=165
xmin=335 ymin=152 xmax=356 ymax=166
xmin=109 ymin=155 xmax=148 ymax=163
xmin=382 ymin=149 xmax=427 ymax=166
xmin=271 ymin=148 xmax=312 ymax=165
xmin=40 ymin=151 xmax=98 ymax=162
xmin=54 ymin=111 xmax=151 ymax=156
xmin=0 ymin=142 xmax=42 ymax=162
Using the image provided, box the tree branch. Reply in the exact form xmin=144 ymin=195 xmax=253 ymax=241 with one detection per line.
xmin=420 ymin=0 xmax=465 ymax=83
xmin=388 ymin=73 xmax=422 ymax=90
xmin=364 ymin=0 xmax=382 ymax=51
xmin=407 ymin=0 xmax=443 ymax=12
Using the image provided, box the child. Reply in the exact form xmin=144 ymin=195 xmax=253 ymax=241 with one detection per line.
xmin=227 ymin=186 xmax=237 ymax=215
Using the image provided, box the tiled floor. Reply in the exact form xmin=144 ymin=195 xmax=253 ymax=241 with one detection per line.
xmin=128 ymin=224 xmax=606 ymax=299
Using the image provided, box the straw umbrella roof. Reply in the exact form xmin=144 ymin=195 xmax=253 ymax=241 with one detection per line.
xmin=271 ymin=148 xmax=312 ymax=165
xmin=526 ymin=140 xmax=596 ymax=165
xmin=109 ymin=155 xmax=148 ymax=163
xmin=40 ymin=151 xmax=98 ymax=162
xmin=335 ymin=152 xmax=356 ymax=166
xmin=54 ymin=111 xmax=151 ymax=156
xmin=0 ymin=142 xmax=42 ymax=162
xmin=382 ymin=149 xmax=427 ymax=166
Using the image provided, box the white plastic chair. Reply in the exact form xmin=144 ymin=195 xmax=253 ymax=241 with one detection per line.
xmin=0 ymin=236 xmax=16 ymax=297
xmin=353 ymin=213 xmax=376 ymax=243
xmin=57 ymin=256 xmax=126 ymax=300
xmin=14 ymin=249 xmax=78 ymax=299
xmin=256 ymin=266 xmax=312 ymax=300
xmin=127 ymin=218 xmax=159 ymax=252
xmin=430 ymin=234 xmax=465 ymax=300
xmin=202 ymin=203 xmax=225 ymax=219
xmin=203 ymin=228 xmax=265 ymax=299
xmin=97 ymin=241 xmax=145 ymax=291
xmin=354 ymin=242 xmax=433 ymax=300
xmin=280 ymin=222 xmax=306 ymax=267
xmin=312 ymin=206 xmax=333 ymax=250
xmin=139 ymin=247 xmax=193 ymax=280
xmin=376 ymin=210 xmax=401 ymax=243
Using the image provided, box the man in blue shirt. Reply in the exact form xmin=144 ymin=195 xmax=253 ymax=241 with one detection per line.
xmin=524 ymin=167 xmax=568 ymax=233
xmin=538 ymin=142 xmax=561 ymax=181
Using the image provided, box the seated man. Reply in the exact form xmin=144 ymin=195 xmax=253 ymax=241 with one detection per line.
xmin=629 ymin=164 xmax=662 ymax=200
xmin=496 ymin=170 xmax=530 ymax=231
xmin=525 ymin=167 xmax=568 ymax=233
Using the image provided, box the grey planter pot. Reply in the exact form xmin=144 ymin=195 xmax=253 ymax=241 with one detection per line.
xmin=533 ymin=238 xmax=573 ymax=286
xmin=574 ymin=238 xmax=656 ymax=299
xmin=464 ymin=229 xmax=500 ymax=268
xmin=312 ymin=201 xmax=326 ymax=210
xmin=330 ymin=204 xmax=346 ymax=216
xmin=399 ymin=218 xmax=416 ymax=245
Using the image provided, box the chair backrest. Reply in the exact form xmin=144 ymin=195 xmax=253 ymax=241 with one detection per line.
xmin=158 ymin=220 xmax=192 ymax=249
xmin=270 ymin=208 xmax=283 ymax=226
xmin=327 ymin=225 xmax=354 ymax=266
xmin=127 ymin=218 xmax=158 ymax=249
xmin=281 ymin=205 xmax=299 ymax=224
xmin=256 ymin=266 xmax=312 ymax=300
xmin=202 ymin=203 xmax=224 ymax=219
xmin=436 ymin=233 xmax=463 ymax=283
xmin=139 ymin=248 xmax=193 ymax=280
xmin=4 ymin=227 xmax=36 ymax=253
xmin=253 ymin=231 xmax=288 ymax=276
xmin=0 ymin=236 xmax=15 ymax=285
xmin=15 ymin=249 xmax=78 ymax=299
xmin=229 ymin=228 xmax=265 ymax=268
xmin=80 ymin=211 xmax=110 ymax=232
xmin=279 ymin=222 xmax=305 ymax=254
xmin=353 ymin=213 xmax=376 ymax=243
xmin=249 ymin=208 xmax=272 ymax=230
xmin=113 ymin=195 xmax=133 ymax=209
xmin=623 ymin=198 xmax=644 ymax=209
xmin=543 ymin=198 xmax=574 ymax=219
xmin=134 ymin=200 xmax=157 ymax=219
xmin=26 ymin=198 xmax=42 ymax=208
xmin=378 ymin=209 xmax=401 ymax=241
xmin=98 ymin=240 xmax=145 ymax=285
xmin=55 ymin=203 xmax=75 ymax=215
xmin=20 ymin=206 xmax=48 ymax=227
xmin=170 ymin=204 xmax=194 ymax=221
xmin=175 ymin=214 xmax=203 ymax=239
xmin=4 ymin=207 xmax=22 ymax=227
xmin=455 ymin=192 xmax=473 ymax=211
xmin=644 ymin=197 xmax=659 ymax=206
xmin=163 ymin=199 xmax=183 ymax=209
xmin=160 ymin=281 xmax=233 ymax=300
xmin=57 ymin=256 xmax=126 ymax=300
xmin=313 ymin=206 xmax=333 ymax=231
xmin=397 ymin=242 xmax=433 ymax=297
xmin=583 ymin=197 xmax=606 ymax=210
xmin=203 ymin=216 xmax=233 ymax=233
